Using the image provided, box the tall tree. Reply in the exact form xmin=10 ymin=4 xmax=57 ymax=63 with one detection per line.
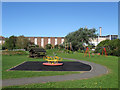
xmin=16 ymin=35 xmax=30 ymax=49
xmin=3 ymin=35 xmax=17 ymax=49
xmin=65 ymin=28 xmax=97 ymax=51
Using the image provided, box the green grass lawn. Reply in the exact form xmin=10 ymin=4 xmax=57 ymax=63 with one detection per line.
xmin=2 ymin=50 xmax=118 ymax=88
xmin=2 ymin=55 xmax=80 ymax=80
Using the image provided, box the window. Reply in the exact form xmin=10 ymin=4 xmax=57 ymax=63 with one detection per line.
xmin=41 ymin=38 xmax=44 ymax=47
xmin=48 ymin=38 xmax=51 ymax=44
xmin=55 ymin=38 xmax=57 ymax=45
xmin=34 ymin=38 xmax=37 ymax=45
xmin=61 ymin=38 xmax=64 ymax=44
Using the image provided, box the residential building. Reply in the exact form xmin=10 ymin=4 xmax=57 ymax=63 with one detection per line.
xmin=26 ymin=37 xmax=65 ymax=48
xmin=1 ymin=27 xmax=118 ymax=47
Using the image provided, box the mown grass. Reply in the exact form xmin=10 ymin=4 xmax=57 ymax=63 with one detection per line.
xmin=2 ymin=54 xmax=80 ymax=80
xmin=3 ymin=49 xmax=118 ymax=88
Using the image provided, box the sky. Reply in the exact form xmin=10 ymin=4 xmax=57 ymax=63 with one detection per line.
xmin=2 ymin=2 xmax=118 ymax=37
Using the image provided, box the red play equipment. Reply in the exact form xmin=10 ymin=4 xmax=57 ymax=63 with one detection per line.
xmin=102 ymin=47 xmax=107 ymax=56
xmin=84 ymin=47 xmax=90 ymax=57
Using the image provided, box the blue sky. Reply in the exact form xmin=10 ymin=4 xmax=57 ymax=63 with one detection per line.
xmin=2 ymin=2 xmax=118 ymax=37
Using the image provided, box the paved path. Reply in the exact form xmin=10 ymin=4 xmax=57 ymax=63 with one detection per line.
xmin=2 ymin=58 xmax=108 ymax=87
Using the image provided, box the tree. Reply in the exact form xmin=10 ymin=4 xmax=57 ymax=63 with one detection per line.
xmin=65 ymin=28 xmax=97 ymax=51
xmin=16 ymin=35 xmax=30 ymax=49
xmin=3 ymin=36 xmax=17 ymax=50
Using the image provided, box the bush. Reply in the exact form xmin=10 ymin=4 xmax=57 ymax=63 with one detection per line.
xmin=64 ymin=49 xmax=73 ymax=54
xmin=54 ymin=44 xmax=59 ymax=49
xmin=45 ymin=44 xmax=52 ymax=49
xmin=95 ymin=39 xmax=120 ymax=56
xmin=78 ymin=49 xmax=84 ymax=53
xmin=59 ymin=44 xmax=64 ymax=49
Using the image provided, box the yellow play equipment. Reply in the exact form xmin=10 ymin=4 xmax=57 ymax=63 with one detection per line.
xmin=43 ymin=56 xmax=63 ymax=66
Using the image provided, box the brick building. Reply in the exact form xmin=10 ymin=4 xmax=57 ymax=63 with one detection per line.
xmin=0 ymin=27 xmax=118 ymax=48
xmin=26 ymin=37 xmax=65 ymax=48
xmin=0 ymin=35 xmax=118 ymax=48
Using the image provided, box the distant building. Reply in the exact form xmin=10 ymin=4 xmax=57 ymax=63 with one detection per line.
xmin=1 ymin=35 xmax=118 ymax=48
xmin=1 ymin=27 xmax=118 ymax=48
xmin=26 ymin=37 xmax=65 ymax=48
xmin=26 ymin=35 xmax=118 ymax=48
xmin=90 ymin=35 xmax=118 ymax=46
xmin=0 ymin=36 xmax=5 ymax=45
xmin=89 ymin=27 xmax=118 ymax=46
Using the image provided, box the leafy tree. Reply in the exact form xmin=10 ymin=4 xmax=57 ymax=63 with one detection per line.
xmin=16 ymin=35 xmax=30 ymax=49
xmin=2 ymin=44 xmax=7 ymax=50
xmin=65 ymin=28 xmax=97 ymax=51
xmin=3 ymin=36 xmax=17 ymax=50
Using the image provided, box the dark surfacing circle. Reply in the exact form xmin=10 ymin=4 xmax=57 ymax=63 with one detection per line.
xmin=9 ymin=61 xmax=91 ymax=71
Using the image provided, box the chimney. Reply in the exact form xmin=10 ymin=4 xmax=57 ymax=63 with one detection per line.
xmin=99 ymin=27 xmax=102 ymax=36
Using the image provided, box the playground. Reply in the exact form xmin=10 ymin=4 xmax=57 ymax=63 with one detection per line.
xmin=8 ymin=61 xmax=91 ymax=71
xmin=7 ymin=56 xmax=91 ymax=71
xmin=2 ymin=49 xmax=118 ymax=88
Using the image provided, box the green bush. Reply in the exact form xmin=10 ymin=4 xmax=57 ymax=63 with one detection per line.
xmin=64 ymin=49 xmax=73 ymax=54
xmin=45 ymin=44 xmax=52 ymax=49
xmin=54 ymin=44 xmax=59 ymax=49
xmin=78 ymin=49 xmax=84 ymax=53
xmin=59 ymin=44 xmax=64 ymax=49
xmin=95 ymin=39 xmax=120 ymax=56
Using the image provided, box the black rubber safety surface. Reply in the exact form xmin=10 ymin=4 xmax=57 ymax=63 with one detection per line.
xmin=9 ymin=61 xmax=91 ymax=71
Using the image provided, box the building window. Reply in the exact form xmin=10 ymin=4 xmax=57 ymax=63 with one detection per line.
xmin=41 ymin=38 xmax=44 ymax=47
xmin=48 ymin=38 xmax=51 ymax=44
xmin=55 ymin=38 xmax=57 ymax=45
xmin=28 ymin=38 xmax=30 ymax=40
xmin=34 ymin=38 xmax=37 ymax=45
xmin=61 ymin=38 xmax=64 ymax=44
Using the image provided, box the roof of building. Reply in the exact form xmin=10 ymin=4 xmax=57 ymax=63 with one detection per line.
xmin=26 ymin=37 xmax=65 ymax=38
